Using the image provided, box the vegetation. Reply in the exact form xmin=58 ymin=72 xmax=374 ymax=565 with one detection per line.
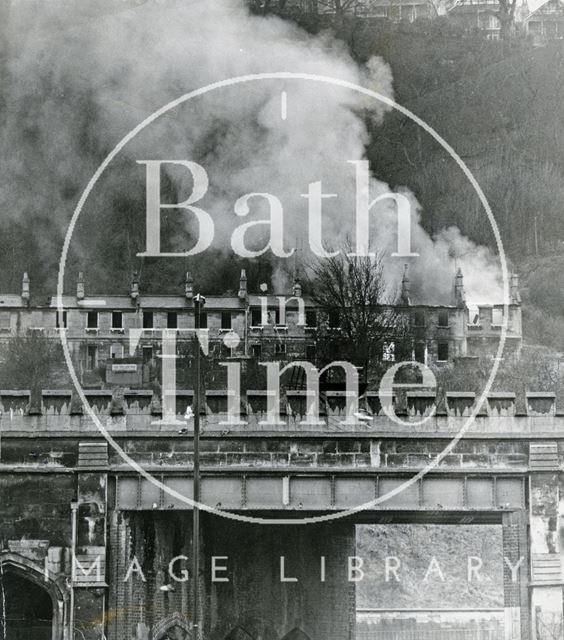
xmin=356 ymin=524 xmax=503 ymax=608
xmin=306 ymin=247 xmax=407 ymax=383
xmin=0 ymin=335 xmax=67 ymax=406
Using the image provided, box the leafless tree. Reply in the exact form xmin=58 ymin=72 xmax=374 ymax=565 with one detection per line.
xmin=306 ymin=247 xmax=408 ymax=384
xmin=497 ymin=0 xmax=519 ymax=38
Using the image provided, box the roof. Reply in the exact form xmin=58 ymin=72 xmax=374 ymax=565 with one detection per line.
xmin=50 ymin=295 xmax=248 ymax=310
xmin=0 ymin=295 xmax=26 ymax=308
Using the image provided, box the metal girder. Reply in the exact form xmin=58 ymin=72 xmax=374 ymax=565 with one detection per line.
xmin=113 ymin=473 xmax=526 ymax=512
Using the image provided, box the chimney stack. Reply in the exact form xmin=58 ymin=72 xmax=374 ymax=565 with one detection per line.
xmin=238 ymin=269 xmax=247 ymax=300
xmin=130 ymin=271 xmax=139 ymax=302
xmin=77 ymin=272 xmax=85 ymax=300
xmin=454 ymin=267 xmax=465 ymax=307
xmin=21 ymin=272 xmax=30 ymax=305
xmin=400 ymin=264 xmax=410 ymax=305
xmin=292 ymin=277 xmax=302 ymax=298
xmin=510 ymin=273 xmax=521 ymax=304
xmin=185 ymin=272 xmax=193 ymax=300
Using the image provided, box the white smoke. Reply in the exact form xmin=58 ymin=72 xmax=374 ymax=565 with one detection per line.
xmin=0 ymin=0 xmax=503 ymax=304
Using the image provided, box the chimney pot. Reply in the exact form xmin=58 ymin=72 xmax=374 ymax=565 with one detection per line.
xmin=238 ymin=269 xmax=247 ymax=300
xmin=400 ymin=264 xmax=410 ymax=305
xmin=21 ymin=272 xmax=30 ymax=304
xmin=130 ymin=271 xmax=139 ymax=301
xmin=454 ymin=267 xmax=465 ymax=307
xmin=77 ymin=272 xmax=85 ymax=301
xmin=185 ymin=272 xmax=193 ymax=300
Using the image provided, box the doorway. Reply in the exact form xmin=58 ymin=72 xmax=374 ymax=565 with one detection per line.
xmin=0 ymin=568 xmax=54 ymax=640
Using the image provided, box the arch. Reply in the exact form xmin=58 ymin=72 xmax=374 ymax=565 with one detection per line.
xmin=281 ymin=629 xmax=312 ymax=640
xmin=152 ymin=612 xmax=192 ymax=640
xmin=224 ymin=626 xmax=256 ymax=640
xmin=0 ymin=552 xmax=67 ymax=640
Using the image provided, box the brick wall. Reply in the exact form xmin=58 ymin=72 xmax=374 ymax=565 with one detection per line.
xmin=502 ymin=510 xmax=530 ymax=639
xmin=106 ymin=511 xmax=355 ymax=640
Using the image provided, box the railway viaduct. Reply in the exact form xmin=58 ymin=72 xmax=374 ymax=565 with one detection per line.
xmin=0 ymin=388 xmax=561 ymax=640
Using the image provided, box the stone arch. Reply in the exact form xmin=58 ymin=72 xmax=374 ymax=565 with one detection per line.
xmin=281 ymin=629 xmax=312 ymax=640
xmin=152 ymin=612 xmax=192 ymax=640
xmin=0 ymin=552 xmax=67 ymax=640
xmin=224 ymin=626 xmax=256 ymax=640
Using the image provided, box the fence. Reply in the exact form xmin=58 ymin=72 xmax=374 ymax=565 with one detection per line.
xmin=356 ymin=609 xmax=504 ymax=640
xmin=357 ymin=628 xmax=501 ymax=640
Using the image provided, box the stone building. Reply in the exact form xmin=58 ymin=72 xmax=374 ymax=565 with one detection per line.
xmin=0 ymin=267 xmax=522 ymax=394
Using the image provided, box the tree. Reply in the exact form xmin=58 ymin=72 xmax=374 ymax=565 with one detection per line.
xmin=306 ymin=247 xmax=407 ymax=386
xmin=0 ymin=334 xmax=66 ymax=407
xmin=497 ymin=0 xmax=519 ymax=39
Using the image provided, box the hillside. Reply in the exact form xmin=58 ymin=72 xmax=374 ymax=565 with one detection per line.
xmin=356 ymin=524 xmax=503 ymax=608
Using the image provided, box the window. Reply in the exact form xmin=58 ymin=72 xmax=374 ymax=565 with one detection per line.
xmin=110 ymin=343 xmax=124 ymax=359
xmin=143 ymin=311 xmax=154 ymax=329
xmin=414 ymin=342 xmax=426 ymax=364
xmin=198 ymin=311 xmax=207 ymax=329
xmin=268 ymin=308 xmax=280 ymax=326
xmin=305 ymin=310 xmax=317 ymax=327
xmin=0 ymin=313 xmax=9 ymax=332
xmin=306 ymin=344 xmax=317 ymax=361
xmin=86 ymin=345 xmax=97 ymax=371
xmin=167 ymin=312 xmax=178 ymax=329
xmin=251 ymin=344 xmax=262 ymax=359
xmin=221 ymin=311 xmax=232 ymax=330
xmin=251 ymin=308 xmax=263 ymax=326
xmin=438 ymin=310 xmax=449 ymax=328
xmin=87 ymin=311 xmax=98 ymax=329
xmin=383 ymin=341 xmax=395 ymax=362
xmin=328 ymin=310 xmax=340 ymax=328
xmin=55 ymin=310 xmax=67 ymax=330
xmin=492 ymin=308 xmax=503 ymax=326
xmin=437 ymin=341 xmax=449 ymax=362
xmin=371 ymin=5 xmax=387 ymax=16
xmin=142 ymin=346 xmax=153 ymax=364
xmin=111 ymin=311 xmax=123 ymax=330
xmin=275 ymin=342 xmax=287 ymax=355
xmin=413 ymin=309 xmax=425 ymax=326
xmin=389 ymin=3 xmax=400 ymax=20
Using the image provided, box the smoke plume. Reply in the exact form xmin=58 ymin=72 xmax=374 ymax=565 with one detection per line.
xmin=0 ymin=0 xmax=503 ymax=304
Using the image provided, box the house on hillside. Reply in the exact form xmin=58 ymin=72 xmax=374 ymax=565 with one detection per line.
xmin=524 ymin=0 xmax=564 ymax=41
xmin=0 ymin=268 xmax=522 ymax=391
xmin=251 ymin=0 xmax=564 ymax=41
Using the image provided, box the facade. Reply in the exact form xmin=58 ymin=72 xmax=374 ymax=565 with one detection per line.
xmin=0 ymin=390 xmax=563 ymax=640
xmin=0 ymin=268 xmax=522 ymax=394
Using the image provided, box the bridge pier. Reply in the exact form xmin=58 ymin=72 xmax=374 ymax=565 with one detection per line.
xmin=106 ymin=511 xmax=356 ymax=640
xmin=502 ymin=511 xmax=530 ymax=640
xmin=529 ymin=458 xmax=564 ymax=640
xmin=203 ymin=517 xmax=356 ymax=640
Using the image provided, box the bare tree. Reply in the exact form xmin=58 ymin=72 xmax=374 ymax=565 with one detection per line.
xmin=497 ymin=0 xmax=519 ymax=38
xmin=306 ymin=247 xmax=408 ymax=385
